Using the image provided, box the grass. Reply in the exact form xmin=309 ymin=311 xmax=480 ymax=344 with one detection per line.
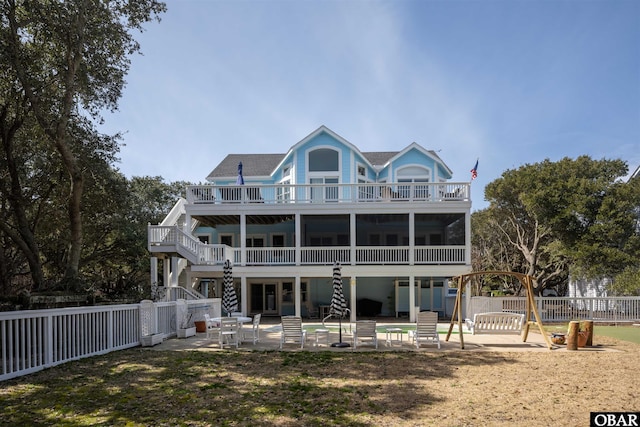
xmin=544 ymin=323 xmax=640 ymax=344
xmin=594 ymin=325 xmax=640 ymax=344
xmin=1 ymin=337 xmax=638 ymax=427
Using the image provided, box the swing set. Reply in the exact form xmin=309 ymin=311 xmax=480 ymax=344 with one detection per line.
xmin=446 ymin=271 xmax=554 ymax=350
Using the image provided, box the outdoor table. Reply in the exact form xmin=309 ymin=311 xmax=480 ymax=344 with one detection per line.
xmin=210 ymin=316 xmax=252 ymax=344
xmin=210 ymin=316 xmax=252 ymax=325
xmin=385 ymin=327 xmax=403 ymax=347
xmin=314 ymin=329 xmax=330 ymax=347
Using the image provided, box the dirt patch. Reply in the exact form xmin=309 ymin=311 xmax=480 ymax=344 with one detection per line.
xmin=0 ymin=336 xmax=637 ymax=426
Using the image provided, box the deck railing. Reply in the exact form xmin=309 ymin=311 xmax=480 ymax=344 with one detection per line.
xmin=467 ymin=296 xmax=640 ymax=324
xmin=0 ymin=298 xmax=221 ymax=382
xmin=149 ymin=236 xmax=468 ymax=267
xmin=186 ymin=182 xmax=470 ymax=204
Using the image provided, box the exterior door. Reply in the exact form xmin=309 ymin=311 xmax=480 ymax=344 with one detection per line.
xmin=250 ymin=283 xmax=278 ymax=315
xmin=395 ymin=280 xmax=420 ymax=317
xmin=419 ymin=279 xmax=445 ymax=316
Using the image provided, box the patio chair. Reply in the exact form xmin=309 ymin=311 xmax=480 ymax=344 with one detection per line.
xmin=352 ymin=320 xmax=378 ymax=349
xmin=305 ymin=301 xmax=319 ymax=319
xmin=409 ymin=311 xmax=440 ymax=349
xmin=280 ymin=316 xmax=306 ymax=349
xmin=204 ymin=314 xmax=220 ymax=340
xmin=218 ymin=317 xmax=239 ymax=349
xmin=241 ymin=314 xmax=261 ymax=345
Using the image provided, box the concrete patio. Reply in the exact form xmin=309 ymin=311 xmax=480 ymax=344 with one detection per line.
xmin=146 ymin=318 xmax=612 ymax=353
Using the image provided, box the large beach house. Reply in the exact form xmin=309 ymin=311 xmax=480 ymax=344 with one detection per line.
xmin=148 ymin=126 xmax=473 ymax=322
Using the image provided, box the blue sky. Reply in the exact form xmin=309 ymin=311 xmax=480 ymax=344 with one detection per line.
xmin=100 ymin=0 xmax=640 ymax=211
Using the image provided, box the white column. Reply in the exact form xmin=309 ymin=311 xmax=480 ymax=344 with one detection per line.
xmin=163 ymin=258 xmax=170 ymax=287
xmin=240 ymin=214 xmax=246 ymax=266
xmin=295 ymin=276 xmax=301 ymax=317
xmin=350 ymin=213 xmax=356 ymax=265
xmin=350 ymin=277 xmax=357 ymax=322
xmin=184 ymin=213 xmax=192 ymax=232
xmin=408 ymin=212 xmax=415 ymax=265
xmin=241 ymin=276 xmax=248 ymax=315
xmin=409 ymin=274 xmax=416 ymax=322
xmin=295 ymin=213 xmax=301 ymax=266
xmin=150 ymin=256 xmax=158 ymax=297
xmin=465 ymin=210 xmax=472 ymax=267
xmin=171 ymin=257 xmax=179 ymax=287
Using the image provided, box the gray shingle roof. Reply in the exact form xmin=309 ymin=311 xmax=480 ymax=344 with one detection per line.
xmin=361 ymin=151 xmax=399 ymax=167
xmin=206 ymin=153 xmax=285 ymax=180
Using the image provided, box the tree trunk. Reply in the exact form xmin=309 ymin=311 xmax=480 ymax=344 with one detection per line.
xmin=0 ymin=108 xmax=45 ymax=290
xmin=8 ymin=1 xmax=87 ymax=288
xmin=63 ymin=168 xmax=84 ymax=288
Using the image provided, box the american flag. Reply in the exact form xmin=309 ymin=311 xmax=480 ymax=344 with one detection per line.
xmin=470 ymin=159 xmax=478 ymax=180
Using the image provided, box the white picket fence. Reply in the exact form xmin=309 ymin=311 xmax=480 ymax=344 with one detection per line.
xmin=0 ymin=298 xmax=220 ymax=382
xmin=467 ymin=296 xmax=640 ymax=324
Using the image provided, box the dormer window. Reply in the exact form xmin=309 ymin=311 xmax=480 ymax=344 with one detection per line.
xmin=308 ymin=148 xmax=340 ymax=202
xmin=397 ymin=165 xmax=431 ymax=200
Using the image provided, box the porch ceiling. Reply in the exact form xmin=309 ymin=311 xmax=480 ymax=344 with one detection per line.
xmin=193 ymin=214 xmax=295 ymax=227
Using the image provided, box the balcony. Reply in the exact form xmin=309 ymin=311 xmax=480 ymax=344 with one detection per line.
xmin=148 ymin=227 xmax=466 ymax=266
xmin=185 ymin=182 xmax=470 ymax=205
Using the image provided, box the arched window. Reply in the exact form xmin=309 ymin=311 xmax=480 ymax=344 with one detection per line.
xmin=397 ymin=166 xmax=430 ymax=199
xmin=309 ymin=148 xmax=339 ymax=172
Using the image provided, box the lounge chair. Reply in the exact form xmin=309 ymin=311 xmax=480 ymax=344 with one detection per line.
xmin=409 ymin=311 xmax=440 ymax=349
xmin=352 ymin=320 xmax=378 ymax=349
xmin=280 ymin=316 xmax=306 ymax=349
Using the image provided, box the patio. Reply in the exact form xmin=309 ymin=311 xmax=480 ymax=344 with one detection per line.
xmin=147 ymin=317 xmax=614 ymax=353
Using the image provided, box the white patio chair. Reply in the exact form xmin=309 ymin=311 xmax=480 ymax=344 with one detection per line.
xmin=204 ymin=314 xmax=220 ymax=341
xmin=218 ymin=317 xmax=239 ymax=349
xmin=241 ymin=314 xmax=261 ymax=345
xmin=352 ymin=320 xmax=378 ymax=349
xmin=409 ymin=311 xmax=440 ymax=349
xmin=280 ymin=316 xmax=306 ymax=349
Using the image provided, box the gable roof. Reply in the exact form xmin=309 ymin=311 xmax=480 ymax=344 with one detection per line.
xmin=362 ymin=151 xmax=399 ymax=167
xmin=205 ymin=126 xmax=452 ymax=180
xmin=206 ymin=153 xmax=284 ymax=180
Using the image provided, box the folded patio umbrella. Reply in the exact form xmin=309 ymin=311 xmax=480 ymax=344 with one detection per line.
xmin=222 ymin=259 xmax=238 ymax=315
xmin=330 ymin=261 xmax=350 ymax=347
xmin=236 ymin=162 xmax=244 ymax=185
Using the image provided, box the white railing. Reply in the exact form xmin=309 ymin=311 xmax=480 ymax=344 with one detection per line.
xmin=415 ymin=246 xmax=466 ymax=263
xmin=245 ymin=248 xmax=296 ymax=265
xmin=186 ymin=182 xmax=470 ymax=204
xmin=148 ymin=226 xmax=198 ymax=253
xmin=149 ymin=234 xmax=468 ymax=267
xmin=467 ymin=296 xmax=640 ymax=324
xmin=300 ymin=247 xmax=351 ymax=265
xmin=160 ymin=198 xmax=186 ymax=226
xmin=356 ymin=247 xmax=409 ymax=264
xmin=167 ymin=287 xmax=205 ymax=301
xmin=199 ymin=244 xmax=228 ymax=265
xmin=0 ymin=298 xmax=221 ymax=382
xmin=0 ymin=304 xmax=139 ymax=381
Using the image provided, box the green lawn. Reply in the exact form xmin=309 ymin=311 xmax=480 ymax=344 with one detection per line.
xmin=594 ymin=325 xmax=640 ymax=344
xmin=545 ymin=323 xmax=640 ymax=344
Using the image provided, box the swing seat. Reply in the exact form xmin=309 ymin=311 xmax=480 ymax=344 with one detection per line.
xmin=467 ymin=312 xmax=525 ymax=335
